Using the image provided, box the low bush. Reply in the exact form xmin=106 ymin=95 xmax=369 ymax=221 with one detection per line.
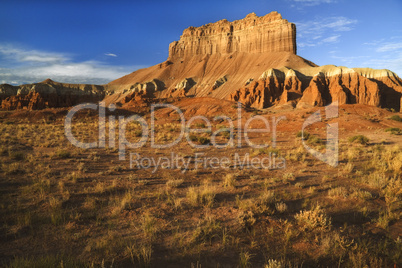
xmin=348 ymin=135 xmax=369 ymax=145
xmin=385 ymin=127 xmax=402 ymax=135
xmin=56 ymin=150 xmax=71 ymax=159
xmin=296 ymin=131 xmax=310 ymax=140
xmin=389 ymin=115 xmax=402 ymax=122
xmin=188 ymin=134 xmax=210 ymax=145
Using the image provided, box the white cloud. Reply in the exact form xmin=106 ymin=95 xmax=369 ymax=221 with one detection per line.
xmin=322 ymin=35 xmax=340 ymax=43
xmin=376 ymin=42 xmax=402 ymax=52
xmin=0 ymin=44 xmax=143 ymax=85
xmin=361 ymin=53 xmax=402 ymax=77
xmin=363 ymin=39 xmax=386 ymax=46
xmin=324 ymin=18 xmax=356 ymax=31
xmin=297 ymin=17 xmax=358 ymax=35
xmin=17 ymin=61 xmax=130 ymax=79
xmin=296 ymin=17 xmax=357 ymax=49
xmin=105 ymin=53 xmax=117 ymax=57
xmin=330 ymin=54 xmax=371 ymax=66
xmin=292 ymin=0 xmax=336 ymax=6
xmin=0 ymin=44 xmax=67 ymax=63
xmin=20 ymin=55 xmax=64 ymax=63
xmin=298 ymin=42 xmax=317 ymax=48
xmin=359 ymin=39 xmax=402 ymax=77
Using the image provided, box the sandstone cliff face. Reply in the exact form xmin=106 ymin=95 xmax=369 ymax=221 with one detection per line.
xmin=280 ymin=69 xmax=303 ymax=104
xmin=168 ymin=12 xmax=296 ymax=60
xmin=0 ymin=80 xmax=106 ymax=110
xmin=297 ymin=72 xmax=329 ymax=107
xmin=228 ymin=66 xmax=402 ymax=111
xmin=296 ymin=67 xmax=397 ymax=109
xmin=230 ymin=69 xmax=301 ymax=109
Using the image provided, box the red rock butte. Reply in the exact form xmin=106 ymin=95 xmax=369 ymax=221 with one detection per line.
xmin=106 ymin=12 xmax=316 ymax=103
xmin=168 ymin=12 xmax=297 ymax=59
xmin=1 ymin=11 xmax=402 ymax=111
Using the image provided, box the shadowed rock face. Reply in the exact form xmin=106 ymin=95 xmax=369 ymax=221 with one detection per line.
xmin=168 ymin=12 xmax=296 ymax=60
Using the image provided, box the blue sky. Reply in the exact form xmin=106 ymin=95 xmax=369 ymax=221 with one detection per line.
xmin=1 ymin=0 xmax=402 ymax=85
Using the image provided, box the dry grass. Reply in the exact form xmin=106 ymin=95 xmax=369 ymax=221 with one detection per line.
xmin=294 ymin=205 xmax=331 ymax=232
xmin=222 ymin=173 xmax=237 ymax=188
xmin=0 ymin=111 xmax=401 ymax=267
xmin=166 ymin=178 xmax=184 ymax=188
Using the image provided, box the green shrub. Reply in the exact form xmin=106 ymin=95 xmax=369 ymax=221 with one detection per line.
xmin=188 ymin=134 xmax=198 ymax=142
xmin=307 ymin=135 xmax=323 ymax=144
xmin=385 ymin=127 xmax=402 ymax=135
xmin=349 ymin=135 xmax=369 ymax=145
xmin=56 ymin=150 xmax=71 ymax=159
xmin=296 ymin=131 xmax=310 ymax=140
xmin=188 ymin=134 xmax=210 ymax=145
xmin=389 ymin=115 xmax=402 ymax=122
xmin=297 ymin=131 xmax=324 ymax=144
xmin=198 ymin=136 xmax=210 ymax=145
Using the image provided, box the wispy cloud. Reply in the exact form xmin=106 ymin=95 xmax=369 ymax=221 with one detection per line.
xmin=360 ymin=38 xmax=402 ymax=76
xmin=297 ymin=17 xmax=358 ymax=35
xmin=105 ymin=53 xmax=117 ymax=57
xmin=376 ymin=42 xmax=402 ymax=52
xmin=329 ymin=53 xmax=370 ymax=66
xmin=361 ymin=53 xmax=402 ymax=77
xmin=292 ymin=0 xmax=336 ymax=6
xmin=322 ymin=35 xmax=341 ymax=43
xmin=0 ymin=45 xmax=67 ymax=64
xmin=0 ymin=44 xmax=142 ymax=85
xmin=363 ymin=39 xmax=386 ymax=46
xmin=296 ymin=17 xmax=357 ymax=48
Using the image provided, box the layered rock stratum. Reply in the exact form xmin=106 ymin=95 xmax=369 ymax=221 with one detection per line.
xmin=168 ymin=12 xmax=296 ymax=59
xmin=1 ymin=11 xmax=402 ymax=112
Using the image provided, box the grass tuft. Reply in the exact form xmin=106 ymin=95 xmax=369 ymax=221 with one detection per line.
xmin=349 ymin=135 xmax=369 ymax=145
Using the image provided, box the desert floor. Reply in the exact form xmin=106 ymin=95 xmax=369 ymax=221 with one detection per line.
xmin=0 ymin=100 xmax=401 ymax=267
